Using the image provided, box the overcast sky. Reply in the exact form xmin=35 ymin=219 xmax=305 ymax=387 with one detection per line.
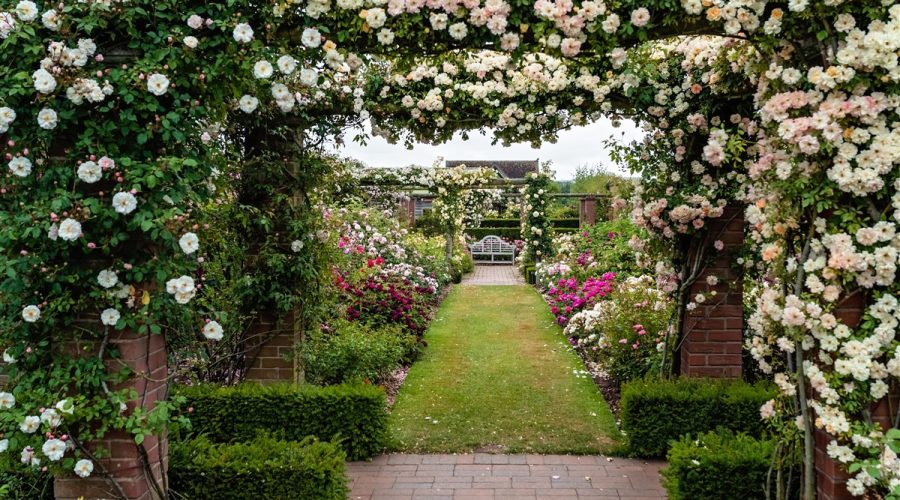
xmin=326 ymin=117 xmax=645 ymax=180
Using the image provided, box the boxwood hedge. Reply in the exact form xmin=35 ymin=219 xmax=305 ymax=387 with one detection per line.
xmin=621 ymin=378 xmax=774 ymax=457
xmin=177 ymin=382 xmax=387 ymax=460
xmin=170 ymin=436 xmax=348 ymax=499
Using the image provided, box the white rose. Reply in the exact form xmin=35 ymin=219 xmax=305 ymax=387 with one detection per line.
xmin=146 ymin=73 xmax=170 ymax=96
xmin=253 ymin=60 xmax=274 ymax=79
xmin=301 ymin=27 xmax=321 ymax=48
xmin=183 ymin=36 xmax=199 ymax=48
xmin=112 ymin=192 xmax=138 ymax=215
xmin=77 ymin=160 xmax=102 ymax=183
xmin=22 ymin=305 xmax=40 ymax=323
xmin=202 ymin=321 xmax=224 ymax=340
xmin=100 ymin=308 xmax=121 ymax=326
xmin=58 ymin=218 xmax=82 ymax=241
xmin=277 ymin=55 xmax=297 ymax=74
xmin=15 ymin=1 xmax=38 ymax=22
xmin=97 ymin=269 xmax=119 ymax=288
xmin=232 ymin=23 xmax=253 ymax=43
xmin=74 ymin=459 xmax=93 ymax=478
xmin=37 ymin=108 xmax=57 ymax=129
xmin=8 ymin=156 xmax=32 ymax=177
xmin=238 ymin=95 xmax=259 ymax=113
xmin=179 ymin=232 xmax=200 ymax=254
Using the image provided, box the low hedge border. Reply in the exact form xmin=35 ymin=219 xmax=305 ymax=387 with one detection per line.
xmin=662 ymin=430 xmax=775 ymax=500
xmin=478 ymin=218 xmax=580 ymax=228
xmin=465 ymin=227 xmax=521 ymax=241
xmin=177 ymin=382 xmax=387 ymax=460
xmin=170 ymin=436 xmax=348 ymax=499
xmin=620 ymin=378 xmax=774 ymax=457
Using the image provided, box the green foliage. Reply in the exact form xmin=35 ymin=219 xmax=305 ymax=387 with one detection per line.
xmin=300 ymin=321 xmax=417 ymax=385
xmin=465 ymin=227 xmax=522 ymax=241
xmin=565 ymin=276 xmax=673 ymax=382
xmin=0 ymin=457 xmax=53 ymax=500
xmin=620 ymin=378 xmax=775 ymax=457
xmin=170 ymin=436 xmax=348 ymax=500
xmin=663 ymin=430 xmax=777 ymax=500
xmin=477 ymin=218 xmax=522 ymax=228
xmin=177 ymin=382 xmax=387 ymax=460
xmin=571 ymin=165 xmax=635 ymax=201
xmin=551 ymin=219 xmax=581 ymax=229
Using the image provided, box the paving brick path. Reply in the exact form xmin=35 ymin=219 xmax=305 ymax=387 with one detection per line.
xmin=347 ymin=454 xmax=666 ymax=499
xmin=461 ymin=265 xmax=524 ymax=285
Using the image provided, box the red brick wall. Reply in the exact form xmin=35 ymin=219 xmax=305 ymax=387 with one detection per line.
xmin=243 ymin=311 xmax=298 ymax=383
xmin=679 ymin=206 xmax=744 ymax=378
xmin=55 ymin=330 xmax=167 ymax=500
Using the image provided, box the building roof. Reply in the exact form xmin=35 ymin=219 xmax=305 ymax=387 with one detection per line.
xmin=445 ymin=160 xmax=539 ymax=179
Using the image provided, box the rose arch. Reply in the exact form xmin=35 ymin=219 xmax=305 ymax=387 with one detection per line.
xmin=0 ymin=1 xmax=897 ymax=499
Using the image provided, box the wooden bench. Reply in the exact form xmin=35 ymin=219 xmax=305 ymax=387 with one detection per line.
xmin=469 ymin=235 xmax=515 ymax=263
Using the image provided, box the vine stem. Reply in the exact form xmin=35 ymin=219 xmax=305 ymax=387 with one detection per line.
xmin=791 ymin=221 xmax=817 ymax=500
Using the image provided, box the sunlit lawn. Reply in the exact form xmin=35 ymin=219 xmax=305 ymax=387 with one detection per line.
xmin=388 ymin=284 xmax=620 ymax=454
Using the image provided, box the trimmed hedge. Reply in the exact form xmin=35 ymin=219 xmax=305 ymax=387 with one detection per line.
xmin=178 ymin=382 xmax=387 ymax=460
xmin=465 ymin=227 xmax=521 ymax=241
xmin=662 ymin=430 xmax=775 ymax=500
xmin=477 ymin=218 xmax=580 ymax=229
xmin=552 ymin=218 xmax=580 ymax=228
xmin=479 ymin=218 xmax=521 ymax=228
xmin=170 ymin=436 xmax=348 ymax=499
xmin=523 ymin=265 xmax=537 ymax=284
xmin=551 ymin=228 xmax=579 ymax=235
xmin=621 ymin=378 xmax=774 ymax=457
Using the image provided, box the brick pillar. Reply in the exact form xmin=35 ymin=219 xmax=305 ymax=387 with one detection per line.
xmin=404 ymin=197 xmax=416 ymax=225
xmin=579 ymin=196 xmax=597 ymax=227
xmin=55 ymin=331 xmax=168 ymax=500
xmin=680 ymin=206 xmax=743 ymax=378
xmin=244 ymin=310 xmax=298 ymax=383
xmin=815 ymin=291 xmax=869 ymax=500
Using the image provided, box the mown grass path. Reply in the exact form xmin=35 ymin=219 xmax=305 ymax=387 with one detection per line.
xmin=388 ymin=284 xmax=620 ymax=454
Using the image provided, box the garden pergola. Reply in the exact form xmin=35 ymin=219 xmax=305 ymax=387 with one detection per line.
xmin=0 ymin=2 xmax=896 ymax=499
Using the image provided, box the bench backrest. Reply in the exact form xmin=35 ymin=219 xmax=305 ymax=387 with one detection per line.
xmin=470 ymin=235 xmax=514 ymax=253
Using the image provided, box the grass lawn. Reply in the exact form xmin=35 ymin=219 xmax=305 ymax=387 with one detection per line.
xmin=388 ymin=284 xmax=620 ymax=454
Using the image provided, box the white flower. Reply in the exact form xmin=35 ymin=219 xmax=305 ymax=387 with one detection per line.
xmin=37 ymin=108 xmax=57 ymax=129
xmin=187 ymin=14 xmax=203 ymax=30
xmin=40 ymin=408 xmax=61 ymax=428
xmin=58 ymin=218 xmax=82 ymax=241
xmin=0 ymin=392 xmax=15 ymax=409
xmin=365 ymin=8 xmax=387 ymax=29
xmin=3 ymin=349 xmax=15 ymax=364
xmin=32 ymin=68 xmax=57 ymax=94
xmin=233 ymin=23 xmax=253 ymax=43
xmin=0 ymin=439 xmax=8 ymax=453
xmin=277 ymin=55 xmax=297 ymax=74
xmin=74 ymin=459 xmax=93 ymax=478
xmin=147 ymin=74 xmax=170 ymax=96
xmin=22 ymin=305 xmax=40 ymax=323
xmin=8 ymin=156 xmax=32 ymax=177
xmin=291 ymin=240 xmax=304 ymax=252
xmin=101 ymin=308 xmax=121 ymax=326
xmin=20 ymin=416 xmax=40 ymax=434
xmin=15 ymin=1 xmax=38 ymax=22
xmin=56 ymin=399 xmax=74 ymax=415
xmin=42 ymin=439 xmax=65 ymax=461
xmin=448 ymin=22 xmax=467 ymax=40
xmin=377 ymin=29 xmax=394 ymax=45
xmin=202 ymin=321 xmax=224 ymax=340
xmin=183 ymin=36 xmax=199 ymax=49
xmin=20 ymin=446 xmax=37 ymax=466
xmin=179 ymin=232 xmax=199 ymax=254
xmin=299 ymin=68 xmax=318 ymax=87
xmin=77 ymin=160 xmax=102 ymax=183
xmin=0 ymin=106 xmax=15 ymax=124
xmin=41 ymin=9 xmax=59 ymax=30
xmin=630 ymin=8 xmax=650 ymax=27
xmin=97 ymin=269 xmax=118 ymax=289
xmin=301 ymin=27 xmax=321 ymax=48
xmin=238 ymin=95 xmax=259 ymax=113
xmin=253 ymin=60 xmax=274 ymax=79
xmin=112 ymin=192 xmax=138 ymax=215
xmin=601 ymin=13 xmax=620 ymax=33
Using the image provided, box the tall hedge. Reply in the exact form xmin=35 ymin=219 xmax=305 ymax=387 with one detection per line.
xmin=663 ymin=430 xmax=776 ymax=500
xmin=178 ymin=382 xmax=387 ymax=460
xmin=465 ymin=227 xmax=521 ymax=241
xmin=170 ymin=436 xmax=348 ymax=499
xmin=620 ymin=378 xmax=774 ymax=457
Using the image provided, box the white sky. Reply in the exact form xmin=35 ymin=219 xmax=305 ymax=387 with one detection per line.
xmin=327 ymin=118 xmax=645 ymax=180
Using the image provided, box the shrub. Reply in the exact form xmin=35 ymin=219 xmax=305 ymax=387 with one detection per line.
xmin=564 ymin=275 xmax=673 ymax=382
xmin=0 ymin=457 xmax=53 ymax=500
xmin=301 ymin=321 xmax=417 ymax=385
xmin=662 ymin=430 xmax=775 ymax=500
xmin=477 ymin=218 xmax=521 ymax=228
xmin=550 ymin=218 xmax=580 ymax=228
xmin=465 ymin=227 xmax=521 ymax=241
xmin=339 ymin=272 xmax=439 ymax=336
xmin=621 ymin=378 xmax=775 ymax=457
xmin=178 ymin=382 xmax=387 ymax=460
xmin=170 ymin=436 xmax=348 ymax=499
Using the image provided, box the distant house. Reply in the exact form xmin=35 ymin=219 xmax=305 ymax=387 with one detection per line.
xmin=411 ymin=160 xmax=539 ymax=217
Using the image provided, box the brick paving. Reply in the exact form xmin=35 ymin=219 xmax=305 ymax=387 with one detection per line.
xmin=347 ymin=454 xmax=666 ymax=499
xmin=461 ymin=265 xmax=525 ymax=285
